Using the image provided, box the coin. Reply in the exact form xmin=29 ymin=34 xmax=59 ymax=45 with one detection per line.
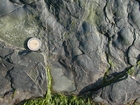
xmin=27 ymin=37 xmax=41 ymax=51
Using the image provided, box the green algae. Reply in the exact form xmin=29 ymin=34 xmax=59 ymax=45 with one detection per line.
xmin=23 ymin=94 xmax=95 ymax=105
xmin=126 ymin=67 xmax=135 ymax=76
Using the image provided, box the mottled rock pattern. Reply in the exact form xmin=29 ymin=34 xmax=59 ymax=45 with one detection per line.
xmin=0 ymin=0 xmax=140 ymax=104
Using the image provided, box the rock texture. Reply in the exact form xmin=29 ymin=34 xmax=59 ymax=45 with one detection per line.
xmin=0 ymin=0 xmax=140 ymax=104
xmin=0 ymin=42 xmax=47 ymax=105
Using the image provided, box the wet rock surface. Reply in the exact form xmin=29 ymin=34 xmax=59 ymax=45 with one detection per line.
xmin=1 ymin=0 xmax=140 ymax=104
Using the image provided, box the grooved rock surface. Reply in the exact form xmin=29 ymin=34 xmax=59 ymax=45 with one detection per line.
xmin=0 ymin=42 xmax=47 ymax=105
xmin=1 ymin=0 xmax=140 ymax=104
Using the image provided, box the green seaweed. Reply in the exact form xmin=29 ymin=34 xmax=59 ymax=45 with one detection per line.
xmin=137 ymin=60 xmax=140 ymax=66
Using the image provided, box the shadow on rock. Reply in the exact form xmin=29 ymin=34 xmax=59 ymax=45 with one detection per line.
xmin=79 ymin=67 xmax=131 ymax=95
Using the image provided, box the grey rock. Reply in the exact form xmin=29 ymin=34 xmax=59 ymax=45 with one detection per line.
xmin=136 ymin=97 xmax=140 ymax=103
xmin=9 ymin=0 xmax=22 ymax=4
xmin=0 ymin=63 xmax=12 ymax=98
xmin=128 ymin=46 xmax=140 ymax=65
xmin=51 ymin=67 xmax=76 ymax=93
xmin=9 ymin=63 xmax=46 ymax=97
xmin=21 ymin=0 xmax=37 ymax=4
xmin=96 ymin=75 xmax=140 ymax=104
xmin=0 ymin=0 xmax=23 ymax=17
xmin=112 ymin=27 xmax=133 ymax=50
xmin=0 ymin=48 xmax=14 ymax=58
xmin=10 ymin=51 xmax=21 ymax=64
xmin=128 ymin=1 xmax=140 ymax=30
xmin=1 ymin=0 xmax=140 ymax=104
xmin=0 ymin=43 xmax=47 ymax=105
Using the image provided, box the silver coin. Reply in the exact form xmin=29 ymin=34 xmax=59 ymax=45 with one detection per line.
xmin=27 ymin=37 xmax=41 ymax=51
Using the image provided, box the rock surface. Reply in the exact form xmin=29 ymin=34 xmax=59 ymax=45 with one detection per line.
xmin=0 ymin=42 xmax=47 ymax=105
xmin=0 ymin=0 xmax=140 ymax=104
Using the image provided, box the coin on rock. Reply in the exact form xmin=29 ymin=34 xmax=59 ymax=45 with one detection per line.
xmin=27 ymin=37 xmax=41 ymax=51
